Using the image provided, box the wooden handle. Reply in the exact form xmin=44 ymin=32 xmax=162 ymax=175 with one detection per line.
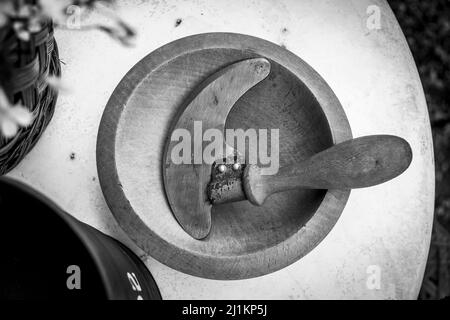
xmin=243 ymin=135 xmax=412 ymax=206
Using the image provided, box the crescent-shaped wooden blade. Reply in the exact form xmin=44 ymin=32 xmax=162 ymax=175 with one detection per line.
xmin=163 ymin=58 xmax=271 ymax=239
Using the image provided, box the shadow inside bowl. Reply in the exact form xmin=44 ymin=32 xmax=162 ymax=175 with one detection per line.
xmin=209 ymin=59 xmax=333 ymax=254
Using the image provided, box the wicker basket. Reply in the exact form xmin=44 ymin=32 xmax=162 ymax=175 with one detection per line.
xmin=0 ymin=18 xmax=60 ymax=175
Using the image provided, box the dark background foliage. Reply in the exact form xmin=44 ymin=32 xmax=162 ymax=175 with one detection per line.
xmin=389 ymin=0 xmax=450 ymax=299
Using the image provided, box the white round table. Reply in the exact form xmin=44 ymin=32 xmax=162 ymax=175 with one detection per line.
xmin=8 ymin=0 xmax=434 ymax=299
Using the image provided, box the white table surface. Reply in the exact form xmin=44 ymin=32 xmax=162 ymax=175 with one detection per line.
xmin=8 ymin=0 xmax=434 ymax=299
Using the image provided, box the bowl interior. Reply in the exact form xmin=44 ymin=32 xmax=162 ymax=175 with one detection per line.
xmin=116 ymin=48 xmax=332 ymax=254
xmin=102 ymin=34 xmax=351 ymax=279
xmin=212 ymin=59 xmax=333 ymax=252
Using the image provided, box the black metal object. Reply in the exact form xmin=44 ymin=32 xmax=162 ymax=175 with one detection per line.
xmin=0 ymin=177 xmax=161 ymax=300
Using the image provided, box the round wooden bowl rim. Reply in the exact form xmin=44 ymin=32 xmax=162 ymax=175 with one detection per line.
xmin=97 ymin=33 xmax=353 ymax=279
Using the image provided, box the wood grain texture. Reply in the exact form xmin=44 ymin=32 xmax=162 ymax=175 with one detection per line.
xmin=242 ymin=135 xmax=413 ymax=206
xmin=96 ymin=33 xmax=353 ymax=279
xmin=163 ymin=58 xmax=270 ymax=239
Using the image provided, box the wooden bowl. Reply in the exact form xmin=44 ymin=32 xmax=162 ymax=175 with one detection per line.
xmin=97 ymin=33 xmax=352 ymax=279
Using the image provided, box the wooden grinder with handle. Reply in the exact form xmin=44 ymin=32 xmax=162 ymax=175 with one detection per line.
xmin=163 ymin=57 xmax=413 ymax=240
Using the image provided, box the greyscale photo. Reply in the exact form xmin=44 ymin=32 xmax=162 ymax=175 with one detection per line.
xmin=0 ymin=0 xmax=448 ymax=306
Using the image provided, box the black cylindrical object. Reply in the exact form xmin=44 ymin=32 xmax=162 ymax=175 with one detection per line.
xmin=0 ymin=177 xmax=161 ymax=300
